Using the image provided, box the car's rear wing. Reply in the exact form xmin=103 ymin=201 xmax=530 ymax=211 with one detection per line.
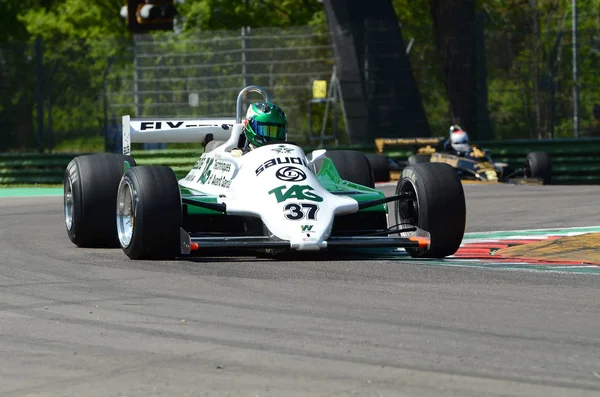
xmin=374 ymin=137 xmax=445 ymax=155
xmin=121 ymin=85 xmax=272 ymax=156
xmin=122 ymin=116 xmax=236 ymax=155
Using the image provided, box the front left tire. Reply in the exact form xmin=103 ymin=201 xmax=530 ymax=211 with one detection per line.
xmin=117 ymin=165 xmax=182 ymax=260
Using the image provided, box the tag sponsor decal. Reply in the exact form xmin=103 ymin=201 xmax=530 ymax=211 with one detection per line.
xmin=268 ymin=185 xmax=323 ymax=203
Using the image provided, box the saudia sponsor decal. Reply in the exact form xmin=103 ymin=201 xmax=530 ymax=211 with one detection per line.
xmin=255 ymin=156 xmax=309 ymax=176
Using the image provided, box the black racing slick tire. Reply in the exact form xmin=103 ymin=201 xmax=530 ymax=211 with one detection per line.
xmin=395 ymin=162 xmax=466 ymax=258
xmin=314 ymin=150 xmax=375 ymax=188
xmin=64 ymin=153 xmax=136 ymax=248
xmin=205 ymin=140 xmax=227 ymax=153
xmin=407 ymin=154 xmax=430 ymax=165
xmin=366 ymin=154 xmax=391 ymax=183
xmin=526 ymin=152 xmax=552 ymax=185
xmin=116 ymin=165 xmax=182 ymax=260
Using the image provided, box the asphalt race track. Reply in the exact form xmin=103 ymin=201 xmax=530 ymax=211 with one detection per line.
xmin=1 ymin=184 xmax=600 ymax=396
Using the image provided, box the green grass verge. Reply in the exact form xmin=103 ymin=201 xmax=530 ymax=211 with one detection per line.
xmin=0 ymin=184 xmax=63 ymax=188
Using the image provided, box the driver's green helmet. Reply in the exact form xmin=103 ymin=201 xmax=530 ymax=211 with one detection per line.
xmin=243 ymin=102 xmax=287 ymax=147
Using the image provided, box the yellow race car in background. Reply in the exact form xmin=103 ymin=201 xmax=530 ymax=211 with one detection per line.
xmin=369 ymin=138 xmax=552 ymax=185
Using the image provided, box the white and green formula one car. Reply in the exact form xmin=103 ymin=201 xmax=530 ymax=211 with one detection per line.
xmin=64 ymin=86 xmax=466 ymax=260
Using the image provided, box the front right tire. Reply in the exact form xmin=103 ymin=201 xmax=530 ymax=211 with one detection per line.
xmin=395 ymin=162 xmax=466 ymax=258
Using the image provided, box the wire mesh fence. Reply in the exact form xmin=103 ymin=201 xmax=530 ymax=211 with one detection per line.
xmin=107 ymin=26 xmax=335 ymax=143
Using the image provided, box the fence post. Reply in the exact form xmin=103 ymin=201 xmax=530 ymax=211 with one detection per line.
xmin=46 ymin=60 xmax=60 ymax=152
xmin=241 ymin=26 xmax=249 ymax=87
xmin=103 ymin=56 xmax=115 ymax=152
xmin=572 ymin=0 xmax=579 ymax=138
xmin=133 ymin=34 xmax=143 ymax=117
xmin=34 ymin=37 xmax=45 ymax=153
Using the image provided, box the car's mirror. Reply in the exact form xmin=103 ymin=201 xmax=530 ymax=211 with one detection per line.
xmin=308 ymin=149 xmax=327 ymax=163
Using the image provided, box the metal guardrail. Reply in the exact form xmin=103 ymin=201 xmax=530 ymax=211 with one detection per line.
xmin=1 ymin=138 xmax=599 ymax=185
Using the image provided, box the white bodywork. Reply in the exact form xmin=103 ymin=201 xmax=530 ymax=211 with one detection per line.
xmin=122 ymin=115 xmax=360 ymax=251
xmin=181 ymin=143 xmax=359 ymax=251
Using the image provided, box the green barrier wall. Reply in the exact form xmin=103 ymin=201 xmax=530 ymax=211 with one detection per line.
xmin=476 ymin=138 xmax=600 ymax=184
xmin=1 ymin=138 xmax=599 ymax=185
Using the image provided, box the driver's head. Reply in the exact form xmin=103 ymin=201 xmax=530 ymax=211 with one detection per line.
xmin=449 ymin=124 xmax=462 ymax=135
xmin=450 ymin=125 xmax=470 ymax=152
xmin=243 ymin=102 xmax=287 ymax=148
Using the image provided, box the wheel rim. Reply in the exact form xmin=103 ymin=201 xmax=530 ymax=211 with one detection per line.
xmin=64 ymin=176 xmax=74 ymax=231
xmin=395 ymin=179 xmax=418 ymax=237
xmin=116 ymin=179 xmax=135 ymax=248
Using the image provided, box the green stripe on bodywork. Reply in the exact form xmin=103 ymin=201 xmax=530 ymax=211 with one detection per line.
xmin=180 ymin=186 xmax=222 ymax=215
xmin=316 ymin=158 xmax=387 ymax=212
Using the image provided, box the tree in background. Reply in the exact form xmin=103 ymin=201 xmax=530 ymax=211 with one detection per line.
xmin=389 ymin=0 xmax=600 ymax=140
xmin=0 ymin=0 xmax=327 ymax=151
xmin=479 ymin=0 xmax=600 ymax=139
xmin=177 ymin=0 xmax=324 ymax=31
xmin=2 ymin=0 xmax=600 ymax=150
xmin=0 ymin=0 xmax=43 ymax=149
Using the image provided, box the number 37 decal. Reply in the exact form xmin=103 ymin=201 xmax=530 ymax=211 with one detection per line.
xmin=284 ymin=203 xmax=319 ymax=220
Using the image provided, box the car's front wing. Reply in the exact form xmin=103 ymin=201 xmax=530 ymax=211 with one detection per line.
xmin=179 ymin=229 xmax=429 ymax=255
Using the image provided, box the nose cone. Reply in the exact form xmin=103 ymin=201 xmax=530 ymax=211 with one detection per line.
xmin=227 ymin=144 xmax=359 ymax=250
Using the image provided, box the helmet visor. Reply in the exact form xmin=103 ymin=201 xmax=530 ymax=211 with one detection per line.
xmin=250 ymin=119 xmax=286 ymax=141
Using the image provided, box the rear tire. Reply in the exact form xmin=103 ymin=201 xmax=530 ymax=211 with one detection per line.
xmin=366 ymin=154 xmax=390 ymax=183
xmin=395 ymin=162 xmax=466 ymax=258
xmin=205 ymin=140 xmax=227 ymax=152
xmin=117 ymin=165 xmax=182 ymax=260
xmin=314 ymin=150 xmax=375 ymax=188
xmin=407 ymin=154 xmax=430 ymax=165
xmin=64 ymin=153 xmax=136 ymax=248
xmin=526 ymin=152 xmax=552 ymax=185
